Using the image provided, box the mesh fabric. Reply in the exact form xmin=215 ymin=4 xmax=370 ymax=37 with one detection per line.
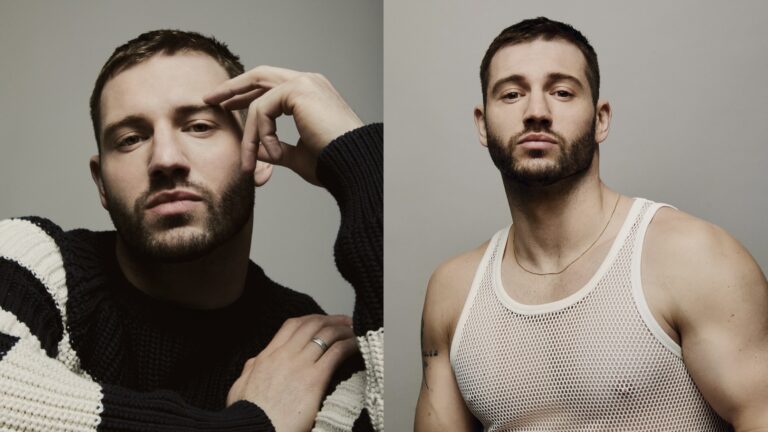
xmin=451 ymin=199 xmax=730 ymax=431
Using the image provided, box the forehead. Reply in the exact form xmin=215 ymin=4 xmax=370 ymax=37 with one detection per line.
xmin=488 ymin=38 xmax=588 ymax=85
xmin=100 ymin=52 xmax=230 ymax=127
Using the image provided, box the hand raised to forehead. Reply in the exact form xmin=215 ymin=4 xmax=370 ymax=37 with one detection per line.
xmin=204 ymin=66 xmax=363 ymax=185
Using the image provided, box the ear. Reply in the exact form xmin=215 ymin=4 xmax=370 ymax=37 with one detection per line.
xmin=594 ymin=99 xmax=612 ymax=144
xmin=89 ymin=155 xmax=109 ymax=210
xmin=253 ymin=160 xmax=273 ymax=187
xmin=474 ymin=104 xmax=489 ymax=147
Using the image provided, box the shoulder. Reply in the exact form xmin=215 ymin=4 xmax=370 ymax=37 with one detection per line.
xmin=644 ymin=206 xmax=766 ymax=320
xmin=645 ymin=207 xmax=761 ymax=280
xmin=0 ymin=216 xmax=70 ymax=274
xmin=423 ymin=240 xmax=491 ymax=343
xmin=427 ymin=242 xmax=488 ymax=301
xmin=0 ymin=216 xmax=64 ymax=244
xmin=247 ymin=263 xmax=325 ymax=316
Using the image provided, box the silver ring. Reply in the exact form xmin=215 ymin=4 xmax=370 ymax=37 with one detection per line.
xmin=310 ymin=336 xmax=329 ymax=352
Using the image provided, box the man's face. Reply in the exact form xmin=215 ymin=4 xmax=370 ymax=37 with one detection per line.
xmin=477 ymin=38 xmax=605 ymax=186
xmin=91 ymin=53 xmax=253 ymax=262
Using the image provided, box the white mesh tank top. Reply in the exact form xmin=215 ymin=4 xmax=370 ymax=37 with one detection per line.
xmin=450 ymin=198 xmax=730 ymax=431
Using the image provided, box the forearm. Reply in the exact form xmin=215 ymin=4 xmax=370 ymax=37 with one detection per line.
xmin=316 ymin=123 xmax=382 ymax=335
xmin=315 ymin=123 xmax=383 ymax=431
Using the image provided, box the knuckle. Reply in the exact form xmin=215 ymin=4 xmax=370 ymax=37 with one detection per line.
xmin=312 ymin=72 xmax=329 ymax=85
xmin=296 ymin=73 xmax=317 ymax=87
xmin=244 ymin=357 xmax=256 ymax=369
xmin=251 ymin=65 xmax=267 ymax=77
xmin=283 ymin=317 xmax=300 ymax=328
xmin=305 ymin=313 xmax=324 ymax=324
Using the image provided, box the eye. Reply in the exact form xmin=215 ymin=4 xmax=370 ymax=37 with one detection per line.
xmin=553 ymin=90 xmax=573 ymax=99
xmin=501 ymin=91 xmax=521 ymax=102
xmin=116 ymin=134 xmax=144 ymax=148
xmin=185 ymin=121 xmax=217 ymax=135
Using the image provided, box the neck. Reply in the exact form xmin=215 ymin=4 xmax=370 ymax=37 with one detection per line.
xmin=503 ymin=157 xmax=618 ymax=272
xmin=115 ymin=217 xmax=253 ymax=309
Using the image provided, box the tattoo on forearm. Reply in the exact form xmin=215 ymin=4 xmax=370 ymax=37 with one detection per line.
xmin=421 ymin=317 xmax=438 ymax=390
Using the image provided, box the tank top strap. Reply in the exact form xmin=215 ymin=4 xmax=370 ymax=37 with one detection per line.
xmin=449 ymin=225 xmax=510 ymax=366
xmin=629 ymin=199 xmax=680 ymax=356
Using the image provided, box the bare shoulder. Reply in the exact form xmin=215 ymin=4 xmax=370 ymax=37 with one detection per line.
xmin=423 ymin=240 xmax=490 ymax=344
xmin=644 ymin=206 xmax=767 ymax=321
xmin=646 ymin=207 xmax=763 ymax=279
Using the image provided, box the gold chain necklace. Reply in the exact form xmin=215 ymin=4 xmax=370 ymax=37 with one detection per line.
xmin=512 ymin=193 xmax=621 ymax=276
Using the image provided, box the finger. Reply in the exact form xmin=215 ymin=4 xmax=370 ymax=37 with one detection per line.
xmin=285 ymin=314 xmax=353 ymax=352
xmin=241 ymin=85 xmax=292 ymax=171
xmin=303 ymin=324 xmax=356 ymax=362
xmin=255 ymin=104 xmax=285 ymax=163
xmin=204 ymin=65 xmax=302 ymax=105
xmin=261 ymin=315 xmax=317 ymax=353
xmin=314 ymin=337 xmax=359 ymax=375
xmin=241 ymin=357 xmax=256 ymax=374
xmin=256 ymin=140 xmax=295 ymax=168
xmin=226 ymin=375 xmax=246 ymax=406
xmin=220 ymin=88 xmax=268 ymax=111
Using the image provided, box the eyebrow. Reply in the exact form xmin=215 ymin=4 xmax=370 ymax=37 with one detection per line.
xmin=101 ymin=104 xmax=228 ymax=144
xmin=174 ymin=104 xmax=226 ymax=120
xmin=489 ymin=72 xmax=585 ymax=96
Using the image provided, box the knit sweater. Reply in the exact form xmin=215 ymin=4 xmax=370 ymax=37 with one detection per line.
xmin=0 ymin=124 xmax=383 ymax=431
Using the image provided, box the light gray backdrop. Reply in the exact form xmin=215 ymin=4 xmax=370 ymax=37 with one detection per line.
xmin=0 ymin=0 xmax=382 ymax=316
xmin=385 ymin=0 xmax=768 ymax=429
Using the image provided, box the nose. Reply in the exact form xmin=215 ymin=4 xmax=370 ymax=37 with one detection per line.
xmin=147 ymin=125 xmax=190 ymax=181
xmin=523 ymin=90 xmax=552 ymax=130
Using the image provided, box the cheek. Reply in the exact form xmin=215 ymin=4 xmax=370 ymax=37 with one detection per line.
xmin=487 ymin=106 xmax=526 ymax=135
xmin=555 ymin=106 xmax=594 ymax=137
xmin=193 ymin=142 xmax=243 ymax=188
xmin=100 ymin=159 xmax=147 ymax=202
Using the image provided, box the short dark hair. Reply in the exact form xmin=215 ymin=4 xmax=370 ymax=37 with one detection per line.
xmin=89 ymin=29 xmax=244 ymax=150
xmin=480 ymin=17 xmax=599 ymax=106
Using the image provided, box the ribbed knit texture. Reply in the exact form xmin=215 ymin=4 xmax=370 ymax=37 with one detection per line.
xmin=317 ymin=123 xmax=383 ymax=336
xmin=0 ymin=124 xmax=383 ymax=431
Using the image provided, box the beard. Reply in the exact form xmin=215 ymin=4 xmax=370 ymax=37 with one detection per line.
xmin=103 ymin=173 xmax=254 ymax=263
xmin=487 ymin=119 xmax=597 ymax=187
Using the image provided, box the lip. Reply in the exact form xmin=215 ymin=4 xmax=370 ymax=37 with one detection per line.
xmin=518 ymin=133 xmax=558 ymax=144
xmin=145 ymin=190 xmax=203 ymax=210
xmin=517 ymin=133 xmax=559 ymax=151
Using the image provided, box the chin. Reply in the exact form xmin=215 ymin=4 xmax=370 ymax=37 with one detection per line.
xmin=514 ymin=157 xmax=558 ymax=174
xmin=144 ymin=228 xmax=217 ymax=262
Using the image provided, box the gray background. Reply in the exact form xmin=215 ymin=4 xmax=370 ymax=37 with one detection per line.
xmin=385 ymin=0 xmax=768 ymax=429
xmin=0 ymin=0 xmax=382 ymax=316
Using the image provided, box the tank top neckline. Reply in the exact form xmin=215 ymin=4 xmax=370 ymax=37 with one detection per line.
xmin=492 ymin=197 xmax=646 ymax=315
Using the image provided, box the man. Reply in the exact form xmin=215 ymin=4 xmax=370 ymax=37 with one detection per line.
xmin=0 ymin=30 xmax=382 ymax=431
xmin=416 ymin=17 xmax=767 ymax=431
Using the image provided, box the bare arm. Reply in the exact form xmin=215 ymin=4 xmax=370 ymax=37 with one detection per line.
xmin=645 ymin=210 xmax=768 ymax=431
xmin=415 ymin=256 xmax=483 ymax=432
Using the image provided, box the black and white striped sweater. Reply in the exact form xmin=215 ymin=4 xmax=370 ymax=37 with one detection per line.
xmin=0 ymin=124 xmax=383 ymax=431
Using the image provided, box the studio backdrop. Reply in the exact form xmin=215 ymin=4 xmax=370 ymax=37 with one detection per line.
xmin=384 ymin=0 xmax=768 ymax=429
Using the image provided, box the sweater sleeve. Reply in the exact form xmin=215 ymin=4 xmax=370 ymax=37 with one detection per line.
xmin=316 ymin=123 xmax=383 ymax=336
xmin=315 ymin=124 xmax=383 ymax=432
xmin=0 ymin=218 xmax=275 ymax=432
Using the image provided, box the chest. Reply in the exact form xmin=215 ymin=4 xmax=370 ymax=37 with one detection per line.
xmin=73 ymin=297 xmax=277 ymax=410
xmin=452 ymin=282 xmax=700 ymax=430
xmin=499 ymin=246 xmax=679 ymax=345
